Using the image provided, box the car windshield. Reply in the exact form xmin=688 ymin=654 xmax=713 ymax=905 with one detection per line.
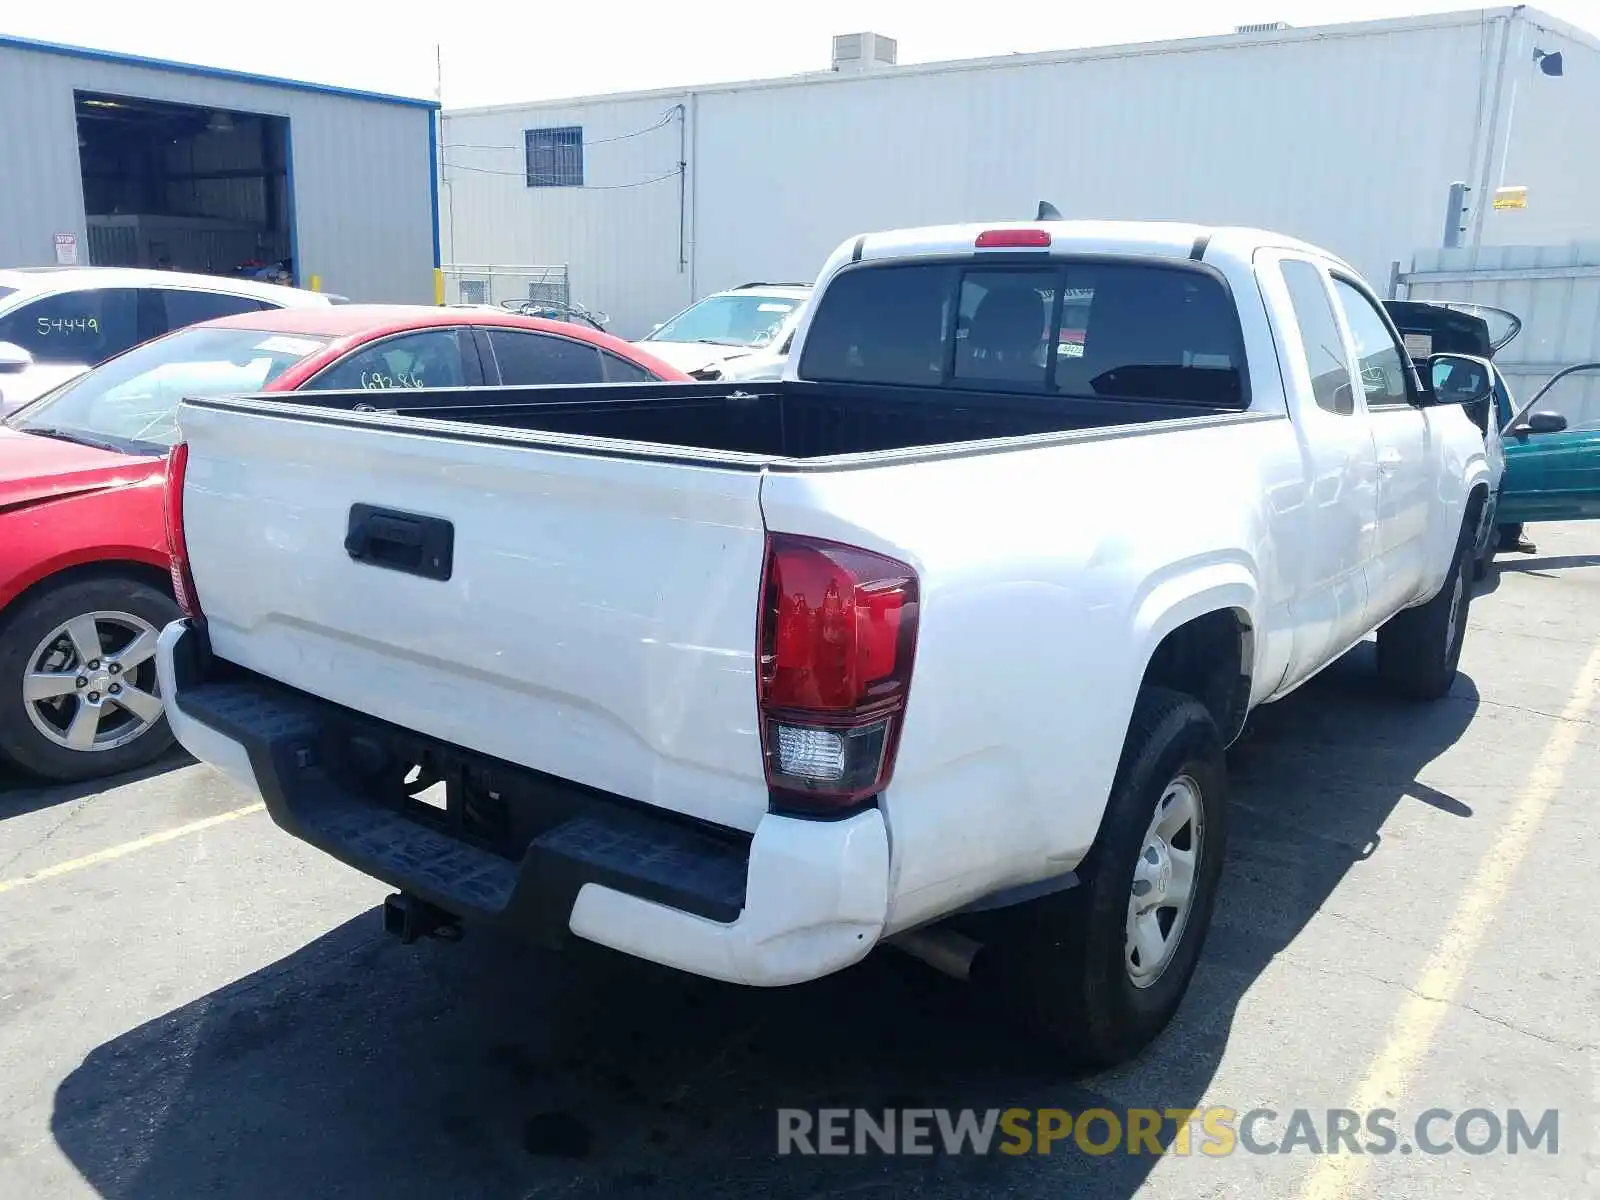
xmin=3 ymin=325 xmax=330 ymax=454
xmin=644 ymin=293 xmax=803 ymax=348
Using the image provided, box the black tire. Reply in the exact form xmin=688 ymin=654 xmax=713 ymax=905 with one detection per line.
xmin=1472 ymin=545 xmax=1492 ymax=582
xmin=1471 ymin=499 xmax=1496 ymax=581
xmin=0 ymin=575 xmax=180 ymax=782
xmin=1375 ymin=518 xmax=1473 ymax=701
xmin=980 ymin=686 xmax=1228 ymax=1069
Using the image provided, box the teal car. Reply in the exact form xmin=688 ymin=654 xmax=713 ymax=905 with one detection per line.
xmin=1493 ymin=364 xmax=1600 ymax=528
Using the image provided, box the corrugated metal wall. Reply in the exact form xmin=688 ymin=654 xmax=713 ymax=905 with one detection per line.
xmin=689 ymin=16 xmax=1495 ymax=298
xmin=0 ymin=43 xmax=438 ymax=302
xmin=163 ymin=119 xmax=276 ymax=227
xmin=1403 ymin=243 xmax=1600 ymax=426
xmin=1472 ymin=20 xmax=1600 ymax=252
xmin=442 ymin=8 xmax=1599 ymax=342
xmin=441 ymin=95 xmax=691 ymax=336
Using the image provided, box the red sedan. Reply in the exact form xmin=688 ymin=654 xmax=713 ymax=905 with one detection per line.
xmin=0 ymin=305 xmax=688 ymax=782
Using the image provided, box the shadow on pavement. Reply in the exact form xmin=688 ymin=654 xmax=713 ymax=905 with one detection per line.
xmin=51 ymin=645 xmax=1480 ymax=1199
xmin=1494 ymin=552 xmax=1600 ymax=575
xmin=0 ymin=747 xmax=194 ymax=820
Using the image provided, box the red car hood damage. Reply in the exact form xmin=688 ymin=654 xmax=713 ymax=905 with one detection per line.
xmin=0 ymin=428 xmax=163 ymax=515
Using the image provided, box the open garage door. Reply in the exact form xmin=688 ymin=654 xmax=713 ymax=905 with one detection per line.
xmin=74 ymin=91 xmax=296 ymax=285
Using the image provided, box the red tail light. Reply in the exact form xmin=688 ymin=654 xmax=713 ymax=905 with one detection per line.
xmin=757 ymin=533 xmax=919 ymax=815
xmin=975 ymin=228 xmax=1052 ymax=248
xmin=163 ymin=442 xmax=202 ymax=618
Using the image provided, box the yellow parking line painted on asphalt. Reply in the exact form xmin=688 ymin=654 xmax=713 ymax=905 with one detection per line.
xmin=0 ymin=802 xmax=265 ymax=896
xmin=1296 ymin=638 xmax=1600 ymax=1200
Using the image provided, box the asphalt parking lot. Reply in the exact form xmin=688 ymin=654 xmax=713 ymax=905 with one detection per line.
xmin=2 ymin=524 xmax=1598 ymax=1200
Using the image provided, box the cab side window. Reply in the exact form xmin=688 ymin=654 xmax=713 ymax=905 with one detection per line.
xmin=0 ymin=288 xmax=141 ymax=365
xmin=1280 ymin=261 xmax=1354 ymax=415
xmin=1330 ymin=279 xmax=1411 ymax=408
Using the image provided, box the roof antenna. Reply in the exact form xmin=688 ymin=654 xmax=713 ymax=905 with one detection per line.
xmin=1036 ymin=200 xmax=1062 ymax=220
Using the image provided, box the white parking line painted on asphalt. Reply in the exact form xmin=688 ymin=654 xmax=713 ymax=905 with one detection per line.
xmin=0 ymin=802 xmax=265 ymax=896
xmin=1295 ymin=638 xmax=1600 ymax=1200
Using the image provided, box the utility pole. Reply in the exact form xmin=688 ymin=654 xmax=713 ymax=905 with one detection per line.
xmin=434 ymin=42 xmax=450 ymax=305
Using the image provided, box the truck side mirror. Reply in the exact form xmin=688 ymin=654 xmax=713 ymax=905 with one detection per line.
xmin=0 ymin=341 xmax=34 ymax=374
xmin=1421 ymin=352 xmax=1493 ymax=407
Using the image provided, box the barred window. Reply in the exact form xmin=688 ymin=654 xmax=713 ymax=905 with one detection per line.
xmin=525 ymin=127 xmax=583 ymax=187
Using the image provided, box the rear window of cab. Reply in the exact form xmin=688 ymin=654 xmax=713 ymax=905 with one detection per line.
xmin=797 ymin=260 xmax=1247 ymax=408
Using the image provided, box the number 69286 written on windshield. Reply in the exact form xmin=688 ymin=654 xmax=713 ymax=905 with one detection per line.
xmin=361 ymin=371 xmax=425 ymax=389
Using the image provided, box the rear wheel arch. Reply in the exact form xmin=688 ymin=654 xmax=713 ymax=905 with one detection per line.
xmin=1138 ymin=606 xmax=1254 ymax=745
xmin=977 ymin=600 xmax=1253 ymax=1063
xmin=980 ymin=684 xmax=1231 ymax=1066
xmin=1130 ymin=566 xmax=1257 ymax=744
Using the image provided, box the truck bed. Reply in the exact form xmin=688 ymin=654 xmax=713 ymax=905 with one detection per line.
xmin=221 ymin=379 xmax=1240 ymax=463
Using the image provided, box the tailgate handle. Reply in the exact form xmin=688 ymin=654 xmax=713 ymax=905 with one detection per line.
xmin=345 ymin=505 xmax=454 ymax=581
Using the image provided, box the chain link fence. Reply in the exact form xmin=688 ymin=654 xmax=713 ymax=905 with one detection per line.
xmin=441 ymin=265 xmax=571 ymax=309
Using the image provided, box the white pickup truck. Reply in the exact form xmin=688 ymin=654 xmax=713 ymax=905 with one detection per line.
xmin=155 ymin=220 xmax=1494 ymax=1067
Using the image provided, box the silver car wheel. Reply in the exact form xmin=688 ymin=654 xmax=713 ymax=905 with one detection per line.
xmin=22 ymin=610 xmax=165 ymax=753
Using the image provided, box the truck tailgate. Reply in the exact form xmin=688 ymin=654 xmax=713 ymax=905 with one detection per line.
xmin=177 ymin=401 xmax=771 ymax=833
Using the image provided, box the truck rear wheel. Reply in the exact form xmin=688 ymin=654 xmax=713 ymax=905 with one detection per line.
xmin=1375 ymin=519 xmax=1472 ymax=701
xmin=983 ymin=686 xmax=1228 ymax=1068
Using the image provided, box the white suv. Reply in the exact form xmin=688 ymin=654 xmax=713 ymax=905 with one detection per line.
xmin=634 ymin=283 xmax=810 ymax=380
xmin=0 ymin=267 xmax=334 ymax=415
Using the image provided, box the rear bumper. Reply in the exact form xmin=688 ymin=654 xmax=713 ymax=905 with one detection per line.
xmin=156 ymin=619 xmax=889 ymax=986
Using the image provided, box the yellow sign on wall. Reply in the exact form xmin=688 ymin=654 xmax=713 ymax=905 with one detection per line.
xmin=1493 ymin=186 xmax=1528 ymax=210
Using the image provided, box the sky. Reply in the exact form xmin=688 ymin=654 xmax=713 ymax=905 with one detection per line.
xmin=4 ymin=0 xmax=1598 ymax=107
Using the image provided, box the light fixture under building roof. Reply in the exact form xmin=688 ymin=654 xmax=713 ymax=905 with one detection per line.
xmin=1533 ymin=48 xmax=1564 ymax=77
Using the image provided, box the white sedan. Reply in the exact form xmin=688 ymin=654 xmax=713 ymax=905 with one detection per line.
xmin=634 ymin=282 xmax=810 ymax=380
xmin=0 ymin=266 xmax=333 ymax=415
